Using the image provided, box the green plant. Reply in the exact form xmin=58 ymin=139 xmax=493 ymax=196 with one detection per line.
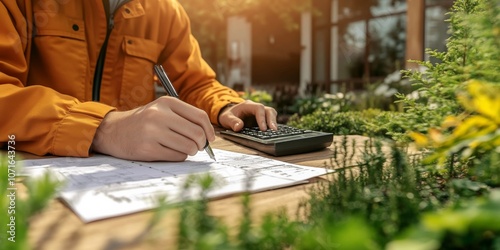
xmin=395 ymin=0 xmax=500 ymax=142
xmin=411 ymin=80 xmax=500 ymax=187
xmin=287 ymin=108 xmax=368 ymax=135
xmin=287 ymin=108 xmax=410 ymax=140
xmin=289 ymin=92 xmax=357 ymax=117
xmin=305 ymin=137 xmax=449 ymax=246
xmin=169 ymin=1 xmax=500 ymax=249
xmin=174 ymin=173 xmax=301 ymax=250
xmin=356 ymin=70 xmax=414 ymax=112
xmin=176 ymin=174 xmax=232 ymax=249
xmin=411 ymin=81 xmax=500 ymax=159
xmin=239 ymin=89 xmax=274 ymax=108
xmin=171 ymin=136 xmax=444 ymax=249
xmin=0 ymin=154 xmax=61 ymax=250
xmin=387 ymin=189 xmax=500 ymax=250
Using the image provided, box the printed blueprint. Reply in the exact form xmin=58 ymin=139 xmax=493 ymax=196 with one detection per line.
xmin=21 ymin=149 xmax=331 ymax=222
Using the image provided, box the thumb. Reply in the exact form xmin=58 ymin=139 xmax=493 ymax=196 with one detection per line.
xmin=221 ymin=113 xmax=244 ymax=131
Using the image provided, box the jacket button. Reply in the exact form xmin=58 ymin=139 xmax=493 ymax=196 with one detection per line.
xmin=125 ymin=8 xmax=131 ymax=14
xmin=127 ymin=40 xmax=133 ymax=44
xmin=72 ymin=24 xmax=79 ymax=31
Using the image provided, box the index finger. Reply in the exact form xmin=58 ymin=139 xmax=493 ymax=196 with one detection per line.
xmin=160 ymin=97 xmax=215 ymax=141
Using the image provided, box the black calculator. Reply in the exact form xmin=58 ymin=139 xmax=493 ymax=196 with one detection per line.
xmin=219 ymin=124 xmax=333 ymax=156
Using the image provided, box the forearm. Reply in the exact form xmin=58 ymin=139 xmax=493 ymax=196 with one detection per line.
xmin=0 ymin=84 xmax=115 ymax=156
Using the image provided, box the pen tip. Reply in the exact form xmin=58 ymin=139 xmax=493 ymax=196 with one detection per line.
xmin=205 ymin=145 xmax=216 ymax=162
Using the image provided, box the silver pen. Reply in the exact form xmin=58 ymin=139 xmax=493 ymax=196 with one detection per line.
xmin=153 ymin=64 xmax=216 ymax=161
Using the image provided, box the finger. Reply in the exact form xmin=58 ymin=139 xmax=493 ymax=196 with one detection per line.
xmin=170 ymin=99 xmax=215 ymax=141
xmin=164 ymin=112 xmax=208 ymax=151
xmin=221 ymin=113 xmax=244 ymax=131
xmin=158 ymin=127 xmax=201 ymax=155
xmin=133 ymin=120 xmax=198 ymax=160
xmin=158 ymin=97 xmax=215 ymax=145
xmin=146 ymin=145 xmax=189 ymax=162
xmin=265 ymin=107 xmax=278 ymax=130
xmin=142 ymin=98 xmax=206 ymax=151
xmin=253 ymin=105 xmax=268 ymax=131
xmin=123 ymin=139 xmax=189 ymax=162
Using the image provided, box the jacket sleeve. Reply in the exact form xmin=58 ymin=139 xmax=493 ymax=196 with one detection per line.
xmin=158 ymin=0 xmax=245 ymax=125
xmin=0 ymin=2 xmax=115 ymax=157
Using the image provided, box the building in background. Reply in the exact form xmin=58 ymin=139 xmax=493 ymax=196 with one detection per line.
xmin=226 ymin=15 xmax=301 ymax=93
xmin=226 ymin=17 xmax=252 ymax=91
xmin=300 ymin=0 xmax=454 ymax=95
xmin=219 ymin=0 xmax=454 ymax=96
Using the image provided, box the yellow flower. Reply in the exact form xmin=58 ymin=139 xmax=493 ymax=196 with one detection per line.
xmin=409 ymin=132 xmax=428 ymax=148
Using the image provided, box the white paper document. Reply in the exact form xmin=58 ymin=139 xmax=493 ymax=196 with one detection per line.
xmin=21 ymin=149 xmax=331 ymax=222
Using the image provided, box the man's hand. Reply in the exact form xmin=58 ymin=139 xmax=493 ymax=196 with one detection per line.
xmin=218 ymin=100 xmax=278 ymax=132
xmin=91 ymin=96 xmax=215 ymax=162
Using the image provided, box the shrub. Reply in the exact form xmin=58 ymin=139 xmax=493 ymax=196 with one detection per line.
xmin=411 ymin=80 xmax=500 ymax=186
xmin=387 ymin=189 xmax=500 ymax=250
xmin=288 ymin=92 xmax=357 ymax=117
xmin=395 ymin=0 xmax=500 ymax=141
xmin=287 ymin=108 xmax=410 ymax=141
xmin=304 ymin=137 xmax=447 ymax=246
xmin=239 ymin=89 xmax=274 ymax=108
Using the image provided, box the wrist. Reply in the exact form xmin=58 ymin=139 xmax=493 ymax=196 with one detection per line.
xmin=91 ymin=111 xmax=119 ymax=155
xmin=217 ymin=102 xmax=238 ymax=126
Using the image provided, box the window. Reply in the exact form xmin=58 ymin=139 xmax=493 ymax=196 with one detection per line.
xmin=318 ymin=0 xmax=407 ymax=91
xmin=310 ymin=0 xmax=452 ymax=93
xmin=425 ymin=0 xmax=454 ymax=62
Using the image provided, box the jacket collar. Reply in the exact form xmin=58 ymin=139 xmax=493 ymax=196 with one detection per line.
xmin=110 ymin=0 xmax=144 ymax=20
xmin=121 ymin=1 xmax=145 ymax=19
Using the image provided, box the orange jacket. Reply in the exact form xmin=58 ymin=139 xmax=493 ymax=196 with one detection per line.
xmin=0 ymin=0 xmax=244 ymax=157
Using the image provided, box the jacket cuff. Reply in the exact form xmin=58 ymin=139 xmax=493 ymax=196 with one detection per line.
xmin=210 ymin=97 xmax=244 ymax=126
xmin=51 ymin=102 xmax=116 ymax=157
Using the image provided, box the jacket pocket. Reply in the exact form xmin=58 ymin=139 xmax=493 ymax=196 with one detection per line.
xmin=120 ymin=35 xmax=164 ymax=109
xmin=31 ymin=13 xmax=88 ymax=100
xmin=34 ymin=13 xmax=86 ymax=40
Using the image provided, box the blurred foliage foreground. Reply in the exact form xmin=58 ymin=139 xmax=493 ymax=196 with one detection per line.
xmin=3 ymin=0 xmax=500 ymax=249
xmin=170 ymin=0 xmax=500 ymax=249
xmin=171 ymin=78 xmax=500 ymax=249
xmin=0 ymin=155 xmax=61 ymax=250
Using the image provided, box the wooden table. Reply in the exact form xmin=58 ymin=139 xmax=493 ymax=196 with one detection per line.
xmin=27 ymin=135 xmax=378 ymax=250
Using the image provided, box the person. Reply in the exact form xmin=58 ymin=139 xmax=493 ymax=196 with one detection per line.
xmin=0 ymin=0 xmax=277 ymax=162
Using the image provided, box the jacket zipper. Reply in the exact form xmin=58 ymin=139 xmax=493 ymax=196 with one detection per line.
xmin=92 ymin=0 xmax=130 ymax=102
xmin=92 ymin=14 xmax=114 ymax=102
